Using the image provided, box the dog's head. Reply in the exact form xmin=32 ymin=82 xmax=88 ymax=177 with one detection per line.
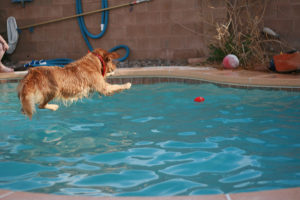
xmin=92 ymin=48 xmax=120 ymax=77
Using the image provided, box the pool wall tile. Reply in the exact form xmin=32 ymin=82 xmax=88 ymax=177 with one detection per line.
xmin=142 ymin=77 xmax=153 ymax=84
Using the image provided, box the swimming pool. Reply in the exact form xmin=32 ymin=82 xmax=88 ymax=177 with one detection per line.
xmin=0 ymin=80 xmax=300 ymax=196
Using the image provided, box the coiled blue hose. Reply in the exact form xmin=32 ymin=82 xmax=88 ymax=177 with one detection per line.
xmin=76 ymin=0 xmax=130 ymax=61
xmin=25 ymin=0 xmax=130 ymax=68
xmin=108 ymin=44 xmax=130 ymax=61
xmin=76 ymin=0 xmax=108 ymax=50
xmin=24 ymin=58 xmax=74 ymax=67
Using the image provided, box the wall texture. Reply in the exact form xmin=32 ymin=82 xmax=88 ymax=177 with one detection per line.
xmin=263 ymin=0 xmax=300 ymax=49
xmin=0 ymin=0 xmax=299 ymax=63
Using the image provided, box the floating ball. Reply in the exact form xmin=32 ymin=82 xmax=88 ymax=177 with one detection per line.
xmin=194 ymin=96 xmax=205 ymax=102
xmin=223 ymin=54 xmax=239 ymax=69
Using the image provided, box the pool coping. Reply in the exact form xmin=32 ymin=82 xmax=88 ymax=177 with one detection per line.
xmin=0 ymin=187 xmax=299 ymax=200
xmin=0 ymin=66 xmax=300 ymax=199
xmin=111 ymin=66 xmax=300 ymax=90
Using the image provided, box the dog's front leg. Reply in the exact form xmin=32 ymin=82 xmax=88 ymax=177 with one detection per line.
xmin=102 ymin=82 xmax=132 ymax=96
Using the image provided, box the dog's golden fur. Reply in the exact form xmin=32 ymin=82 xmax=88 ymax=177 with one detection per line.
xmin=18 ymin=48 xmax=131 ymax=119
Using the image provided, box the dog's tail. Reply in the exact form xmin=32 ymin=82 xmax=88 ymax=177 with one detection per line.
xmin=18 ymin=79 xmax=36 ymax=120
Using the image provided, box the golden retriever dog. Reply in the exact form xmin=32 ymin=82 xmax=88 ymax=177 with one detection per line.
xmin=18 ymin=48 xmax=131 ymax=119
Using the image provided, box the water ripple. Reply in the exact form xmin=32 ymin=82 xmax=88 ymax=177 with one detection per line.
xmin=72 ymin=170 xmax=158 ymax=188
xmin=0 ymin=161 xmax=56 ymax=181
xmin=70 ymin=123 xmax=104 ymax=131
xmin=158 ymin=140 xmax=218 ymax=149
xmin=160 ymin=151 xmax=257 ymax=177
xmin=131 ymin=116 xmax=164 ymax=123
xmin=219 ymin=169 xmax=262 ymax=183
xmin=119 ymin=178 xmax=204 ymax=196
xmin=214 ymin=118 xmax=253 ymax=124
xmin=58 ymin=188 xmax=103 ymax=196
xmin=177 ymin=131 xmax=197 ymax=136
xmin=60 ymin=163 xmax=100 ymax=171
xmin=86 ymin=148 xmax=170 ymax=166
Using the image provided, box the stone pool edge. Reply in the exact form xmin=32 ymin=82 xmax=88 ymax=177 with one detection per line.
xmin=0 ymin=187 xmax=299 ymax=200
xmin=1 ymin=66 xmax=300 ymax=89
xmin=112 ymin=66 xmax=300 ymax=89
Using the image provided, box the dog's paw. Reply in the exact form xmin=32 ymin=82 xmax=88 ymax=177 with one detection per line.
xmin=107 ymin=71 xmax=115 ymax=77
xmin=46 ymin=104 xmax=59 ymax=111
xmin=125 ymin=82 xmax=132 ymax=89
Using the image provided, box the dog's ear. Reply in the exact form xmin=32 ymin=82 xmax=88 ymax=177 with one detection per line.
xmin=104 ymin=52 xmax=120 ymax=62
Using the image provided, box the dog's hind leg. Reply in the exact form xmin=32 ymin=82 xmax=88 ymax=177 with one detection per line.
xmin=39 ymin=102 xmax=59 ymax=111
xmin=42 ymin=104 xmax=59 ymax=111
xmin=38 ymin=94 xmax=59 ymax=111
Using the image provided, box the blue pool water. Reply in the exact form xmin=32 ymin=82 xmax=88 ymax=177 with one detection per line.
xmin=0 ymin=81 xmax=300 ymax=196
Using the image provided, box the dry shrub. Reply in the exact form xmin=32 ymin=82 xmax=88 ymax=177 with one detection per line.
xmin=206 ymin=0 xmax=290 ymax=69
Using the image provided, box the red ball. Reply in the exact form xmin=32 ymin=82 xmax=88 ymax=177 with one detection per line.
xmin=194 ymin=96 xmax=205 ymax=102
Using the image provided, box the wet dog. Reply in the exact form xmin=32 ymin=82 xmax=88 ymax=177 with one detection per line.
xmin=18 ymin=48 xmax=131 ymax=119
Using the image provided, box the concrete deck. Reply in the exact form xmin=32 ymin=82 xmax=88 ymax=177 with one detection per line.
xmin=1 ymin=66 xmax=300 ymax=88
xmin=0 ymin=187 xmax=299 ymax=200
